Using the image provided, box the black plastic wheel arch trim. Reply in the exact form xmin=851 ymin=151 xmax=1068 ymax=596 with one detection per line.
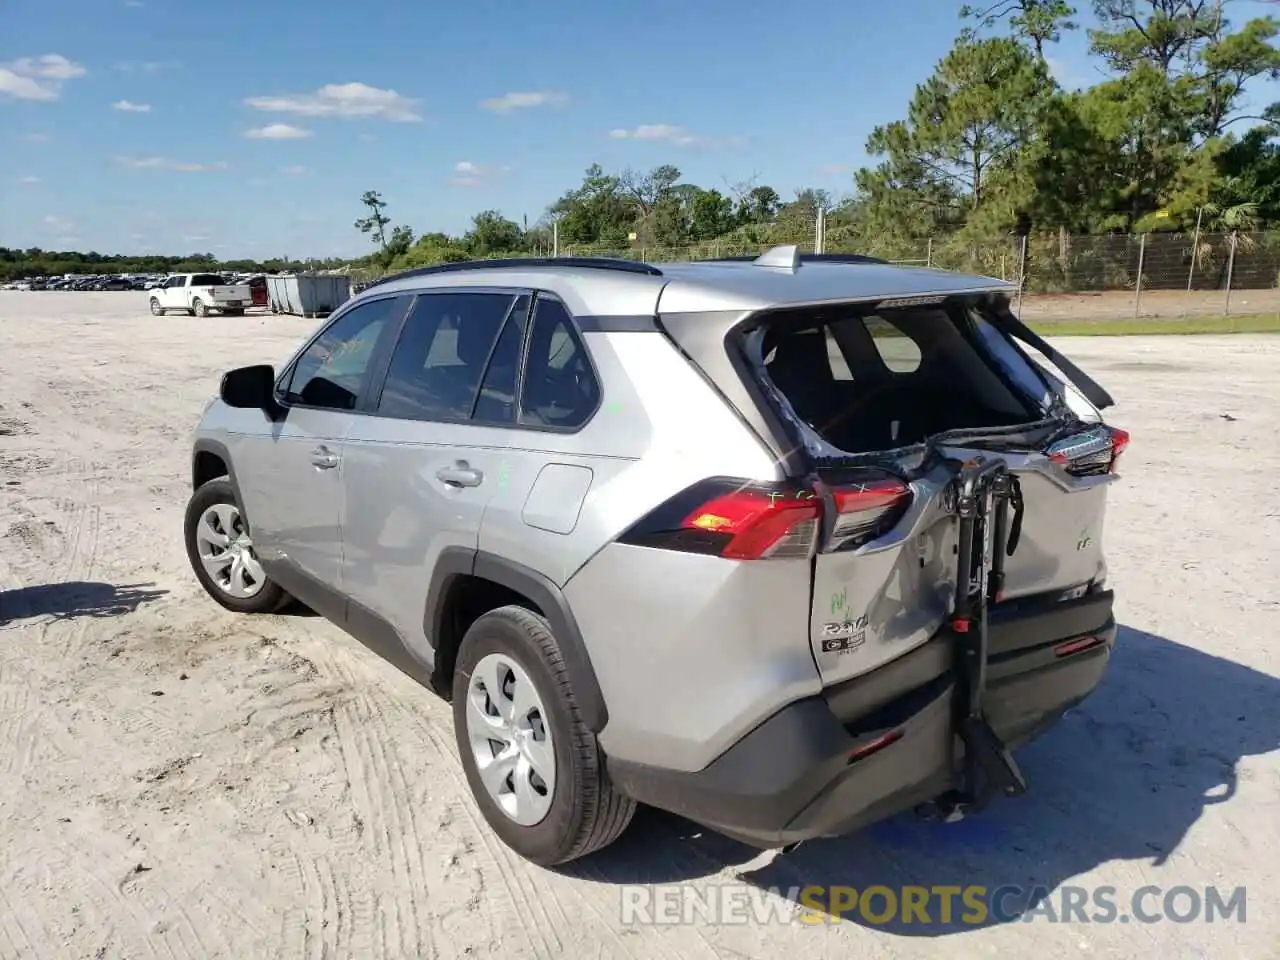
xmin=423 ymin=547 xmax=609 ymax=733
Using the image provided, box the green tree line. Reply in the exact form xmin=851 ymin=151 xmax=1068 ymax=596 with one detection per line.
xmin=6 ymin=1 xmax=1279 ymax=284
xmin=0 ymin=249 xmax=348 ymax=283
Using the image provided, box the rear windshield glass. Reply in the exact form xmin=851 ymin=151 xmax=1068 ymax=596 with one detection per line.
xmin=758 ymin=301 xmax=1047 ymax=454
xmin=191 ymin=273 xmax=224 ymax=285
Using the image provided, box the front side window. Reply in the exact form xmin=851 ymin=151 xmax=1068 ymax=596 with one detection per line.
xmin=519 ymin=298 xmax=599 ymax=429
xmin=377 ymin=291 xmax=520 ymax=421
xmin=285 ymin=295 xmax=407 ymax=410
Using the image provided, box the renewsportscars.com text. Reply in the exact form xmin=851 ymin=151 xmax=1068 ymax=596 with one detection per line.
xmin=619 ymin=883 xmax=1247 ymax=926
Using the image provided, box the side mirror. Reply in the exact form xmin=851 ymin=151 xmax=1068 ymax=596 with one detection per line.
xmin=220 ymin=364 xmax=282 ymax=417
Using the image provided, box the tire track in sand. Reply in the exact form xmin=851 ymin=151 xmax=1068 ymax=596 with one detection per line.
xmin=0 ymin=660 xmax=33 ymax=778
xmin=276 ymin=848 xmax=362 ymax=960
xmin=36 ymin=838 xmax=170 ymax=960
xmin=0 ymin=883 xmax=43 ymax=960
xmin=3 ymin=457 xmax=105 ymax=779
xmin=382 ymin=684 xmax=566 ymax=960
xmin=331 ymin=693 xmax=444 ymax=959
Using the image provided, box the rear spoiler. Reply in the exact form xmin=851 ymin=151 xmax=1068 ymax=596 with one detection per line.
xmin=988 ymin=306 xmax=1115 ymax=411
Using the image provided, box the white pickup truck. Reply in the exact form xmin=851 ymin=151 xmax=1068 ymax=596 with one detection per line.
xmin=148 ymin=273 xmax=252 ymax=317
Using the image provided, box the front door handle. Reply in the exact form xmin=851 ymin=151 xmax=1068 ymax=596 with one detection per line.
xmin=436 ymin=461 xmax=484 ymax=488
xmin=310 ymin=446 xmax=340 ymax=470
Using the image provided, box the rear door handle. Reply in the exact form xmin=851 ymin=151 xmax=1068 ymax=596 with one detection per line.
xmin=310 ymin=446 xmax=340 ymax=470
xmin=436 ymin=462 xmax=484 ymax=488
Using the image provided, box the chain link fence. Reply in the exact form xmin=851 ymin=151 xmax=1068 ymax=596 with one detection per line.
xmin=348 ymin=221 xmax=1280 ymax=321
xmin=850 ymin=230 xmax=1280 ymax=322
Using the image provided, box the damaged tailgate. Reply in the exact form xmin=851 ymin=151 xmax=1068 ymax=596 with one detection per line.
xmin=737 ymin=292 xmax=1125 ymax=688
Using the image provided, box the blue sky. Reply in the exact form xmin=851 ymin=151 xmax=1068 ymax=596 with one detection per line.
xmin=3 ymin=0 xmax=1278 ymax=260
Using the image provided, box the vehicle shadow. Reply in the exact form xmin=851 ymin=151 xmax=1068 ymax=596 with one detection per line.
xmin=570 ymin=624 xmax=1279 ymax=934
xmin=0 ymin=581 xmax=169 ymax=626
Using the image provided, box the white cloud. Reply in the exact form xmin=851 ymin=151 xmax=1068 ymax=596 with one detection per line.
xmin=112 ymin=99 xmax=152 ymax=113
xmin=116 ymin=155 xmax=229 ymax=172
xmin=244 ymin=123 xmax=312 ymax=140
xmin=20 ymin=132 xmax=51 ymax=142
xmin=607 ymin=124 xmax=742 ymax=148
xmin=816 ymin=163 xmax=849 ymax=176
xmin=43 ymin=214 xmax=72 ymax=231
xmin=184 ymin=235 xmax=209 ymax=242
xmin=0 ymin=54 xmax=87 ymax=101
xmin=112 ymin=60 xmax=178 ymax=73
xmin=280 ymin=165 xmax=310 ymax=174
xmin=450 ymin=160 xmax=509 ymax=187
xmin=244 ymin=82 xmax=421 ymax=122
xmin=18 ymin=175 xmax=40 ymax=184
xmin=11 ymin=55 xmax=85 ymax=80
xmin=480 ymin=90 xmax=567 ymax=113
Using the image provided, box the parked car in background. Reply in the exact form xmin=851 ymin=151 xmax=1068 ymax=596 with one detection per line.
xmin=150 ymin=273 xmax=252 ymax=317
xmin=248 ymin=275 xmax=268 ymax=308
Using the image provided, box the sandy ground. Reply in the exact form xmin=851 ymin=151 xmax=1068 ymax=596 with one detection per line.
xmin=0 ymin=291 xmax=1277 ymax=960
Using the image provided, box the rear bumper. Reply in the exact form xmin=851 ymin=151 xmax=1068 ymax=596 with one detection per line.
xmin=606 ymin=588 xmax=1115 ymax=848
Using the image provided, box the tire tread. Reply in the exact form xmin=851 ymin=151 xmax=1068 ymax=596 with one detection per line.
xmin=466 ymin=606 xmax=635 ymax=864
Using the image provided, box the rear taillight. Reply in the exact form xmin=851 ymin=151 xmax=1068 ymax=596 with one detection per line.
xmin=683 ymin=488 xmax=820 ymax=559
xmin=828 ymin=478 xmax=913 ymax=551
xmin=1047 ymin=424 xmax=1129 ymax=477
xmin=1106 ymin=426 xmax=1129 ymax=472
xmin=617 ymin=475 xmax=913 ymax=561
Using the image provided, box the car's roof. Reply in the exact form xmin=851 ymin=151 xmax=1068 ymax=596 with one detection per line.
xmin=360 ymin=254 xmax=1013 ymax=319
xmin=655 ymin=260 xmax=1012 ymax=314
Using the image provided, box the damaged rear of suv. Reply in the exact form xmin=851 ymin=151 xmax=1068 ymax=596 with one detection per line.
xmin=602 ymin=248 xmax=1125 ymax=850
xmin=186 ymin=247 xmax=1126 ymax=866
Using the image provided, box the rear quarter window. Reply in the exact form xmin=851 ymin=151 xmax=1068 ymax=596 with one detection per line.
xmin=863 ymin=316 xmax=922 ymax=373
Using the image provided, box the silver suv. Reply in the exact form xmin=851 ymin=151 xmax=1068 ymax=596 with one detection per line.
xmin=183 ymin=248 xmax=1125 ymax=866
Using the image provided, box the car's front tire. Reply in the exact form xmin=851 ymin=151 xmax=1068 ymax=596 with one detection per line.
xmin=453 ymin=606 xmax=635 ymax=866
xmin=149 ymin=297 xmax=164 ymax=316
xmin=184 ymin=477 xmax=288 ymax=614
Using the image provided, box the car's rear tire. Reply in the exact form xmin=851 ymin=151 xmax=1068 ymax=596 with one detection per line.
xmin=192 ymin=298 xmax=208 ymax=317
xmin=184 ymin=477 xmax=288 ymax=614
xmin=149 ymin=297 xmax=164 ymax=316
xmin=453 ymin=606 xmax=635 ymax=866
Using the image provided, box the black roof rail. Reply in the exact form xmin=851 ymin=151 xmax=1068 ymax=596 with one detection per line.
xmin=364 ymin=256 xmax=663 ymax=289
xmin=700 ymin=252 xmax=890 ymax=266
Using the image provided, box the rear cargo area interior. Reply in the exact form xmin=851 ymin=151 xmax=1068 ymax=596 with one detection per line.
xmin=761 ymin=305 xmax=1041 ymax=453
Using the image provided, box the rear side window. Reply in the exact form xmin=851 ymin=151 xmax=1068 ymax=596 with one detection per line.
xmin=191 ymin=273 xmax=223 ymax=285
xmin=377 ymin=291 xmax=518 ymax=422
xmin=519 ymin=298 xmax=599 ymax=429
